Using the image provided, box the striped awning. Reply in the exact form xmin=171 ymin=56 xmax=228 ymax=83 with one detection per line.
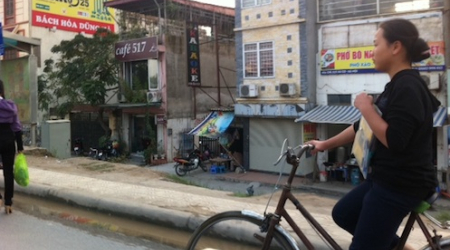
xmin=433 ymin=106 xmax=447 ymax=127
xmin=295 ymin=105 xmax=447 ymax=127
xmin=295 ymin=105 xmax=360 ymax=124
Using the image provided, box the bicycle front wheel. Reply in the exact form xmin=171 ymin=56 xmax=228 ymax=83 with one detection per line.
xmin=419 ymin=236 xmax=450 ymax=250
xmin=186 ymin=210 xmax=297 ymax=250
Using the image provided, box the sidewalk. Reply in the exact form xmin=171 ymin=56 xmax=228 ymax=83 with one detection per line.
xmin=4 ymin=151 xmax=450 ymax=249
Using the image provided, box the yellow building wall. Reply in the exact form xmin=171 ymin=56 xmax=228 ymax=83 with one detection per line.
xmin=240 ymin=0 xmax=303 ymax=100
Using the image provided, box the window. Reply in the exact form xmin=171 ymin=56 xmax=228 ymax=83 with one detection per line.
xmin=244 ymin=42 xmax=274 ymax=78
xmin=327 ymin=94 xmax=351 ymax=105
xmin=242 ymin=0 xmax=271 ymax=8
xmin=268 ymin=11 xmax=273 ymax=17
xmin=124 ymin=59 xmax=159 ymax=91
xmin=318 ymin=0 xmax=444 ymax=22
xmin=4 ymin=0 xmax=15 ymax=25
xmin=256 ymin=13 xmax=261 ymax=19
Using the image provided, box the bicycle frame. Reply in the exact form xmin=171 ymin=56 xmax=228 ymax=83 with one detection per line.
xmin=260 ymin=145 xmax=442 ymax=250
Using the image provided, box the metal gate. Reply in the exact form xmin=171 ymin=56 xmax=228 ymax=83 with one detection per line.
xmin=199 ymin=136 xmax=220 ymax=158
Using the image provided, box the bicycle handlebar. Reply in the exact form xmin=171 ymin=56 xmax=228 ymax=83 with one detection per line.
xmin=273 ymin=139 xmax=315 ymax=166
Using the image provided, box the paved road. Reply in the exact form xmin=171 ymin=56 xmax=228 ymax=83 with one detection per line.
xmin=0 ymin=210 xmax=180 ymax=250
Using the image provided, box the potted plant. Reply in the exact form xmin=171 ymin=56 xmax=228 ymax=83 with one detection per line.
xmin=158 ymin=145 xmax=165 ymax=159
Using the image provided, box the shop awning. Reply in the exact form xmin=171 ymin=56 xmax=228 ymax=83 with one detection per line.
xmin=1 ymin=29 xmax=40 ymax=53
xmin=188 ymin=111 xmax=234 ymax=138
xmin=295 ymin=105 xmax=360 ymax=124
xmin=295 ymin=105 xmax=447 ymax=127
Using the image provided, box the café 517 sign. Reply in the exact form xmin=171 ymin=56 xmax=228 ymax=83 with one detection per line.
xmin=115 ymin=37 xmax=158 ymax=62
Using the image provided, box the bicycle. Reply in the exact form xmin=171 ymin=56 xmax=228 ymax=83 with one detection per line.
xmin=186 ymin=139 xmax=450 ymax=250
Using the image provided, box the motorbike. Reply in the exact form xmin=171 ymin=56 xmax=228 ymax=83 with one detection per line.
xmin=173 ymin=149 xmax=208 ymax=176
xmin=73 ymin=138 xmax=84 ymax=156
xmin=89 ymin=140 xmax=120 ymax=161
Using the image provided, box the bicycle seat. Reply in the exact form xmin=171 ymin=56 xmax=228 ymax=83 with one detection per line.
xmin=413 ymin=191 xmax=439 ymax=214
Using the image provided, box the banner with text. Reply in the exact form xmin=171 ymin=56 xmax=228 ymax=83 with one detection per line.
xmin=32 ymin=0 xmax=115 ymax=34
xmin=321 ymin=41 xmax=445 ymax=75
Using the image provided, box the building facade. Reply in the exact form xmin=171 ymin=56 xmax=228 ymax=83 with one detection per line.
xmin=234 ymin=0 xmax=317 ymax=174
xmin=236 ymin=0 xmax=448 ymax=181
xmin=105 ymin=0 xmax=237 ymax=162
xmin=297 ymin=0 xmax=447 ymax=184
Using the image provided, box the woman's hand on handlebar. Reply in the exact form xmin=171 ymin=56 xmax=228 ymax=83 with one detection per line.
xmin=305 ymin=140 xmax=327 ymax=154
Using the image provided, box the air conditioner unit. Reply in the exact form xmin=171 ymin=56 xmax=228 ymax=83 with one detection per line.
xmin=420 ymin=73 xmax=439 ymax=90
xmin=279 ymin=83 xmax=296 ymax=97
xmin=240 ymin=84 xmax=259 ymax=98
xmin=147 ymin=91 xmax=162 ymax=103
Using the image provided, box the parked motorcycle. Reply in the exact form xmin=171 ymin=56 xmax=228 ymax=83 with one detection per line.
xmin=89 ymin=140 xmax=120 ymax=161
xmin=173 ymin=149 xmax=207 ymax=176
xmin=73 ymin=138 xmax=84 ymax=156
xmin=89 ymin=147 xmax=106 ymax=160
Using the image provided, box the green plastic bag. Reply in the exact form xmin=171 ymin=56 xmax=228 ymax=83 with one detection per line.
xmin=14 ymin=153 xmax=29 ymax=187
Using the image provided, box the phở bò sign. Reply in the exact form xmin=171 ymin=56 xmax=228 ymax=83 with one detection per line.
xmin=321 ymin=41 xmax=445 ymax=75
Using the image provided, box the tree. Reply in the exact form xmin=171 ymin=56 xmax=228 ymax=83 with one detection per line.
xmin=38 ymin=28 xmax=120 ymax=135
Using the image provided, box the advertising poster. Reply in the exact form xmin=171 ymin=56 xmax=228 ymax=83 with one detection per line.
xmin=321 ymin=41 xmax=445 ymax=75
xmin=32 ymin=0 xmax=115 ymax=34
xmin=188 ymin=111 xmax=235 ymax=139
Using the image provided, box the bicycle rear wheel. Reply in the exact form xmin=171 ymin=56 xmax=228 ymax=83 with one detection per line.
xmin=419 ymin=236 xmax=450 ymax=250
xmin=186 ymin=210 xmax=297 ymax=250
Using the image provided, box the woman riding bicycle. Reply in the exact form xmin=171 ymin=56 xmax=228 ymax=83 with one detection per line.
xmin=308 ymin=18 xmax=440 ymax=250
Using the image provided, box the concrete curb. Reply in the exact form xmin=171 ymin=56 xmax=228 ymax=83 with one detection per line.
xmin=15 ymin=183 xmax=324 ymax=249
xmin=13 ymin=182 xmax=206 ymax=232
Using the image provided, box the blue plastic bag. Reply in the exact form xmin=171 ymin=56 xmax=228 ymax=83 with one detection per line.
xmin=14 ymin=153 xmax=29 ymax=187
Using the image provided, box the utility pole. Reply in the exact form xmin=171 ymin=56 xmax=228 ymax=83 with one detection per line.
xmin=444 ymin=0 xmax=450 ymax=193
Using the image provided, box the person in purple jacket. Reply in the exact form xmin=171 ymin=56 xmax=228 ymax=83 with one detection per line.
xmin=0 ymin=79 xmax=24 ymax=214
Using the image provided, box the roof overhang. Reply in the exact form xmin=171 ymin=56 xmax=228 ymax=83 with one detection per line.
xmin=3 ymin=30 xmax=41 ymax=53
xmin=104 ymin=0 xmax=234 ymax=18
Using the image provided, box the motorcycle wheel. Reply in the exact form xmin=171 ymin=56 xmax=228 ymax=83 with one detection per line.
xmin=200 ymin=163 xmax=208 ymax=172
xmin=175 ymin=164 xmax=187 ymax=176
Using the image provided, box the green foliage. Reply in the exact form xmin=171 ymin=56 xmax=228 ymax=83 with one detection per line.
xmin=119 ymin=80 xmax=147 ymax=103
xmin=164 ymin=174 xmax=206 ymax=188
xmin=232 ymin=192 xmax=252 ymax=198
xmin=98 ymin=135 xmax=110 ymax=149
xmin=38 ymin=28 xmax=120 ymax=117
xmin=118 ymin=11 xmax=151 ymax=39
xmin=436 ymin=211 xmax=450 ymax=224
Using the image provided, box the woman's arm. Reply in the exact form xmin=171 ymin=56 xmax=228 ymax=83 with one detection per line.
xmin=309 ymin=125 xmax=356 ymax=154
xmin=11 ymin=107 xmax=24 ymax=152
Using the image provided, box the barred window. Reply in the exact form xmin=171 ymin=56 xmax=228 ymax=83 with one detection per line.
xmin=318 ymin=0 xmax=444 ymax=22
xmin=244 ymin=42 xmax=274 ymax=78
xmin=242 ymin=0 xmax=272 ymax=8
xmin=4 ymin=0 xmax=15 ymax=25
xmin=327 ymin=94 xmax=351 ymax=105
